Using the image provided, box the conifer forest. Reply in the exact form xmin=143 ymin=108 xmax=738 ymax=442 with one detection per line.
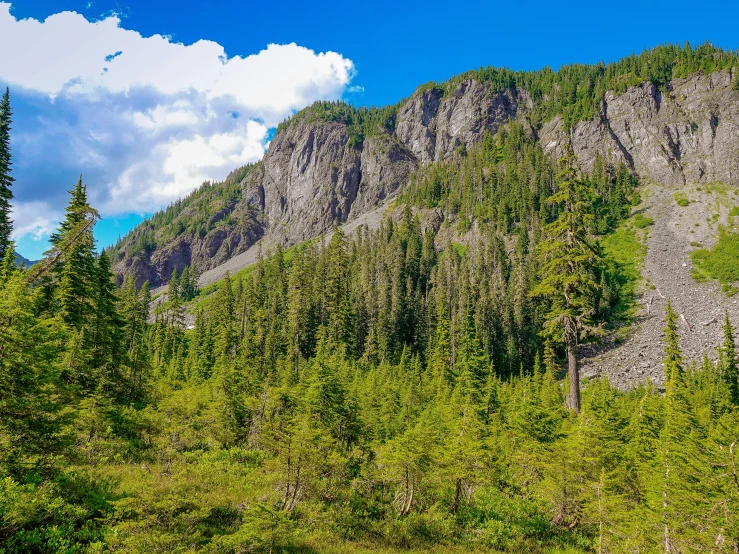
xmin=3 ymin=44 xmax=739 ymax=553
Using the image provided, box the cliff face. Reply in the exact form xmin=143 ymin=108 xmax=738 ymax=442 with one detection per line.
xmin=113 ymin=71 xmax=739 ymax=287
xmin=113 ymin=190 xmax=265 ymax=288
xmin=396 ymin=81 xmax=530 ymax=164
xmin=540 ymin=70 xmax=739 ymax=186
xmin=113 ymin=78 xmax=525 ymax=286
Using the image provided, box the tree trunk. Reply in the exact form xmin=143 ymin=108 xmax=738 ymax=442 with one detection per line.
xmin=451 ymin=478 xmax=462 ymax=513
xmin=567 ymin=340 xmax=580 ymax=413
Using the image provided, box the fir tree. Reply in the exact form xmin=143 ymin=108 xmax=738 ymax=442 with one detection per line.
xmin=53 ymin=177 xmax=97 ymax=330
xmin=722 ymin=312 xmax=739 ymax=407
xmin=0 ymin=88 xmax=14 ymax=256
xmin=531 ymin=154 xmax=604 ymax=413
xmin=663 ymin=300 xmax=683 ymax=386
xmin=90 ymin=251 xmax=125 ymax=393
xmin=214 ymin=271 xmax=238 ymax=365
xmin=0 ymin=240 xmax=15 ymax=285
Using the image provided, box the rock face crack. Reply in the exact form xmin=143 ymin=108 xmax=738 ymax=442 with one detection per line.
xmin=541 ymin=71 xmax=739 ymax=189
xmin=602 ymin=99 xmax=636 ymax=170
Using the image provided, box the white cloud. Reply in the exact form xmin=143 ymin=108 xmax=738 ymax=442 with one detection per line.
xmin=110 ymin=120 xmax=269 ymax=211
xmin=130 ymin=105 xmax=201 ymax=130
xmin=0 ymin=4 xmax=353 ymax=126
xmin=10 ymin=201 xmax=61 ymax=241
xmin=0 ymin=2 xmax=356 ymax=242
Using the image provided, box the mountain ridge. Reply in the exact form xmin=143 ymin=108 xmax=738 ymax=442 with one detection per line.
xmin=110 ymin=43 xmax=739 ymax=289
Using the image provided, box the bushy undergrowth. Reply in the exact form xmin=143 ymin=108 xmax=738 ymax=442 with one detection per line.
xmin=691 ymin=227 xmax=739 ymax=294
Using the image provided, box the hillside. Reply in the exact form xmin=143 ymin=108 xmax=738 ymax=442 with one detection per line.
xmin=111 ymin=43 xmax=739 ymax=289
xmin=12 ymin=251 xmax=37 ymax=267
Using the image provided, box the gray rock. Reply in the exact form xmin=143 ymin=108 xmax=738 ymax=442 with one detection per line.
xmin=540 ymin=71 xmax=739 ymax=187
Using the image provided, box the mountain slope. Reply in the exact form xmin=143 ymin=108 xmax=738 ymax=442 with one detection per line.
xmin=13 ymin=252 xmax=38 ymax=267
xmin=111 ymin=44 xmax=739 ymax=289
xmin=582 ymin=181 xmax=739 ymax=388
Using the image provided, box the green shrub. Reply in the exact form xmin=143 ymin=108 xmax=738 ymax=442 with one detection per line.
xmin=632 ymin=213 xmax=654 ymax=228
xmin=674 ymin=193 xmax=690 ymax=207
xmin=456 ymin=215 xmax=472 ymax=234
xmin=691 ymin=228 xmax=739 ymax=291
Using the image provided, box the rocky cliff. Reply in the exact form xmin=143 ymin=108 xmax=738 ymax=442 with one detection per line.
xmin=540 ymin=70 xmax=739 ymax=186
xmin=112 ymin=69 xmax=739 ymax=288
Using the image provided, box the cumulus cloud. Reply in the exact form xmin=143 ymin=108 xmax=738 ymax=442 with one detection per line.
xmin=10 ymin=201 xmax=61 ymax=241
xmin=0 ymin=2 xmax=356 ymax=244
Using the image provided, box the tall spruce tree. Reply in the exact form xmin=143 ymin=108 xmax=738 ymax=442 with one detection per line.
xmin=531 ymin=154 xmax=604 ymax=413
xmin=722 ymin=312 xmax=739 ymax=407
xmin=90 ymin=251 xmax=125 ymax=393
xmin=53 ymin=178 xmax=97 ymax=330
xmin=0 ymin=88 xmax=13 ymax=257
xmin=663 ymin=300 xmax=683 ymax=386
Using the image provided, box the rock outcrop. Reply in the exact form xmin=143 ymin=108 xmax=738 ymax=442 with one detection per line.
xmin=396 ymin=81 xmax=530 ymax=164
xmin=114 ymin=78 xmax=526 ymax=286
xmin=540 ymin=70 xmax=739 ymax=187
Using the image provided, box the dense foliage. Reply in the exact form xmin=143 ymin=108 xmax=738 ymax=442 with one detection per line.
xmin=5 ymin=211 xmax=739 ymax=552
xmin=4 ymin=54 xmax=739 ymax=553
xmin=691 ymin=227 xmax=739 ymax=295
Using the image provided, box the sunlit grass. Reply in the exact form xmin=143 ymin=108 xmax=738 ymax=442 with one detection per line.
xmin=691 ymin=226 xmax=739 ymax=295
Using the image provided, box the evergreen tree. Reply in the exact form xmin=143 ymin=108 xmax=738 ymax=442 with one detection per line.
xmin=722 ymin=312 xmax=739 ymax=407
xmin=214 ymin=271 xmax=238 ymax=365
xmin=0 ymin=239 xmax=15 ymax=285
xmin=90 ymin=251 xmax=125 ymax=393
xmin=663 ymin=300 xmax=683 ymax=386
xmin=531 ymin=154 xmax=604 ymax=413
xmin=0 ymin=88 xmax=13 ymax=257
xmin=53 ymin=177 xmax=97 ymax=330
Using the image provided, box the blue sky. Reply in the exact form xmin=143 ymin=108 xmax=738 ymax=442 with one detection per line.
xmin=6 ymin=0 xmax=739 ymax=259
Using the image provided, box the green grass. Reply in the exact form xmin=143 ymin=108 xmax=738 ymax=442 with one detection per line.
xmin=729 ymin=206 xmax=739 ymax=217
xmin=601 ymin=219 xmax=647 ymax=324
xmin=691 ymin=227 xmax=739 ymax=295
xmin=631 ymin=213 xmax=654 ymax=229
xmin=674 ymin=192 xmax=690 ymax=207
xmin=450 ymin=241 xmax=467 ymax=258
xmin=703 ymin=181 xmax=732 ymax=196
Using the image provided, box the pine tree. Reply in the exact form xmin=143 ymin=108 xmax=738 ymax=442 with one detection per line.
xmin=0 ymin=88 xmax=14 ymax=257
xmin=0 ymin=240 xmax=15 ymax=285
xmin=722 ymin=312 xmax=739 ymax=407
xmin=655 ymin=362 xmax=714 ymax=551
xmin=53 ymin=177 xmax=97 ymax=329
xmin=663 ymin=300 xmax=683 ymax=387
xmin=531 ymin=154 xmax=604 ymax=413
xmin=0 ymin=270 xmax=66 ymax=472
xmin=325 ymin=228 xmax=347 ymax=342
xmin=90 ymin=251 xmax=125 ymax=393
xmin=429 ymin=298 xmax=453 ymax=392
xmin=167 ymin=268 xmax=185 ymax=332
xmin=180 ymin=266 xmax=192 ymax=300
xmin=214 ymin=271 xmax=237 ymax=365
xmin=120 ymin=277 xmax=150 ymax=397
xmin=637 ymin=305 xmax=718 ymax=552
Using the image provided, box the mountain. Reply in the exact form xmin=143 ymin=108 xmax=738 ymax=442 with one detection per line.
xmin=110 ymin=44 xmax=739 ymax=289
xmin=13 ymin=251 xmax=38 ymax=267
